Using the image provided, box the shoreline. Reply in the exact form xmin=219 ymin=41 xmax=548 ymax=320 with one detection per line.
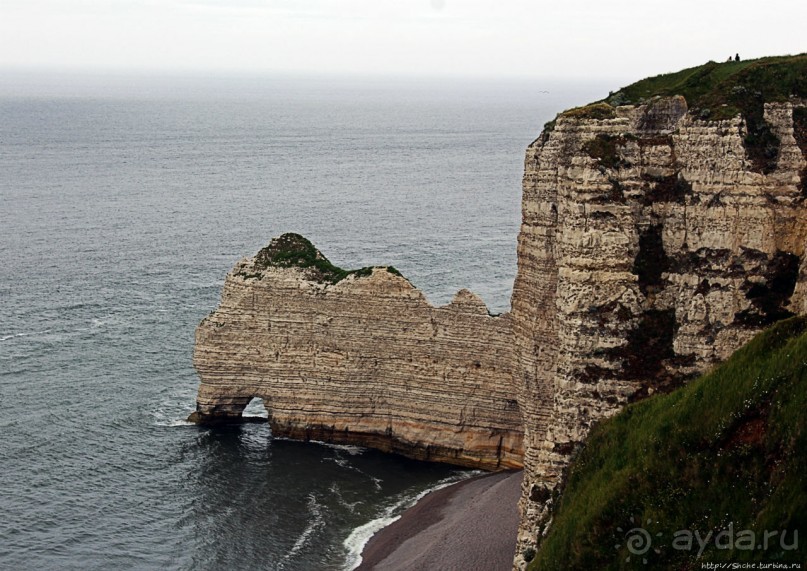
xmin=342 ymin=471 xmax=481 ymax=570
xmin=354 ymin=470 xmax=523 ymax=571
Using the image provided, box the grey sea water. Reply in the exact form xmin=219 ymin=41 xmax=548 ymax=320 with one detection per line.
xmin=0 ymin=71 xmax=609 ymax=570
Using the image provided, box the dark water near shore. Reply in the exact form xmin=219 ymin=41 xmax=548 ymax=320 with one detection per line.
xmin=0 ymin=72 xmax=609 ymax=570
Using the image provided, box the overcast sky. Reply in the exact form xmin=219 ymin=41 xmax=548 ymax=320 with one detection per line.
xmin=2 ymin=0 xmax=805 ymax=81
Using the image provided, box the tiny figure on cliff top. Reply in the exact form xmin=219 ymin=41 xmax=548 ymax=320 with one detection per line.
xmin=735 ymin=53 xmax=741 ymax=62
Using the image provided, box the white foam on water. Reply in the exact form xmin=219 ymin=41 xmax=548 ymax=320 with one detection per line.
xmin=342 ymin=513 xmax=401 ymax=571
xmin=330 ymin=483 xmax=360 ymax=514
xmin=327 ymin=456 xmax=351 ymax=469
xmin=90 ymin=313 xmax=123 ymax=329
xmin=323 ymin=450 xmax=382 ymax=491
xmin=276 ymin=492 xmax=325 ymax=570
xmin=151 ymin=390 xmax=197 ymax=427
xmin=151 ymin=403 xmax=193 ymax=427
xmin=0 ymin=329 xmax=51 ymax=342
xmin=152 ymin=414 xmax=195 ymax=427
xmin=341 ymin=471 xmax=481 ymax=571
xmin=313 ymin=442 xmax=366 ymax=456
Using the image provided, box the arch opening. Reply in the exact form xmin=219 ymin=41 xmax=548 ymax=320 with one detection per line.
xmin=243 ymin=396 xmax=270 ymax=420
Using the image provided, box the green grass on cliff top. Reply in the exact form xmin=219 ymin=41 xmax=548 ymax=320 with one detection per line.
xmin=558 ymin=53 xmax=807 ymax=122
xmin=613 ymin=53 xmax=807 ymax=118
xmin=529 ymin=316 xmax=807 ymax=570
xmin=251 ymin=233 xmax=403 ymax=284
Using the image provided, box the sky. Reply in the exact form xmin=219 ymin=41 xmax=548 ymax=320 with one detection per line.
xmin=1 ymin=0 xmax=805 ymax=81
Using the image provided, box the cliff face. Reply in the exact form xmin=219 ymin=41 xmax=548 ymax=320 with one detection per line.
xmin=191 ymin=236 xmax=523 ymax=471
xmin=512 ymin=96 xmax=807 ymax=566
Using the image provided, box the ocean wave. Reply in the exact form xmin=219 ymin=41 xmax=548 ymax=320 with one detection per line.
xmin=160 ymin=419 xmax=194 ymax=427
xmin=0 ymin=316 xmax=118 ymax=347
xmin=342 ymin=513 xmax=400 ymax=571
xmin=326 ymin=456 xmax=350 ymax=469
xmin=330 ymin=483 xmax=360 ymax=514
xmin=0 ymin=330 xmax=51 ymax=342
xmin=312 ymin=441 xmax=366 ymax=455
xmin=277 ymin=493 xmax=325 ymax=569
xmin=151 ymin=390 xmax=197 ymax=427
xmin=341 ymin=471 xmax=481 ymax=570
xmin=322 ymin=450 xmax=382 ymax=491
xmin=272 ymin=437 xmax=366 ymax=456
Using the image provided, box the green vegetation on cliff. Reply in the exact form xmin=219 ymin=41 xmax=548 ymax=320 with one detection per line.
xmin=529 ymin=317 xmax=807 ymax=570
xmin=250 ymin=233 xmax=402 ymax=284
xmin=548 ymin=55 xmax=807 ymax=174
xmin=606 ymin=54 xmax=807 ymax=119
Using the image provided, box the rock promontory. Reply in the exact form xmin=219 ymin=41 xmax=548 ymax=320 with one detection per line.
xmin=191 ymin=233 xmax=524 ymax=470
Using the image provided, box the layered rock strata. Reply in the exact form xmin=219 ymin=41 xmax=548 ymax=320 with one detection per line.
xmin=512 ymin=96 xmax=807 ymax=567
xmin=191 ymin=236 xmax=523 ymax=471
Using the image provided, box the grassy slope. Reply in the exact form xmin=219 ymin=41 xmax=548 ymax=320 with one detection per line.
xmin=608 ymin=53 xmax=807 ymax=119
xmin=556 ymin=54 xmax=807 ymax=122
xmin=530 ymin=317 xmax=807 ymax=570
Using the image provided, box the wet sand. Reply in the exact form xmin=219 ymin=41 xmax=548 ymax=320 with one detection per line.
xmin=357 ymin=470 xmax=523 ymax=571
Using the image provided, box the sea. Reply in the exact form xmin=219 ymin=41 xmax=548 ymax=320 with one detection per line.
xmin=0 ymin=71 xmax=610 ymax=570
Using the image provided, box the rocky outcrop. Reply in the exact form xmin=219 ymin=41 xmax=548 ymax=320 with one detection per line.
xmin=512 ymin=96 xmax=807 ymax=567
xmin=191 ymin=235 xmax=523 ymax=471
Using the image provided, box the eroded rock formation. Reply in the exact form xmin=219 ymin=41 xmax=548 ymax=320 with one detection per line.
xmin=191 ymin=234 xmax=523 ymax=471
xmin=512 ymin=96 xmax=807 ymax=567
